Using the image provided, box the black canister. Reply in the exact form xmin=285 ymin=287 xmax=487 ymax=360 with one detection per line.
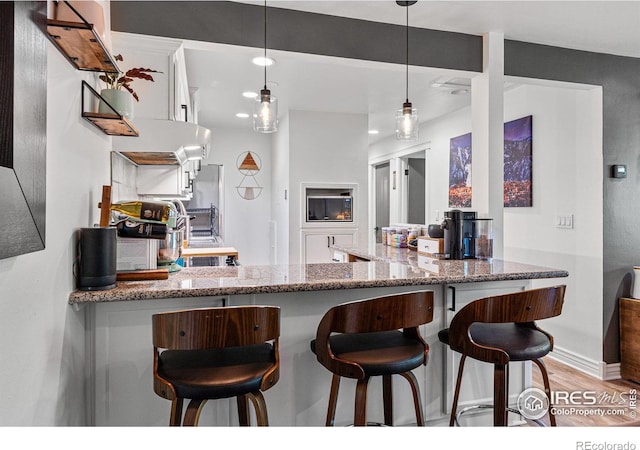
xmin=78 ymin=227 xmax=117 ymax=291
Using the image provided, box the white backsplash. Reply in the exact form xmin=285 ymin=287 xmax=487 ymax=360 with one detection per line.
xmin=110 ymin=151 xmax=138 ymax=201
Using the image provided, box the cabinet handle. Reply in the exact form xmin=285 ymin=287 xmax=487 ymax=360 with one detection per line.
xmin=448 ymin=286 xmax=456 ymax=312
xmin=327 ymin=236 xmax=330 ymax=248
xmin=332 ymin=236 xmax=335 ymax=245
xmin=181 ymin=104 xmax=188 ymax=122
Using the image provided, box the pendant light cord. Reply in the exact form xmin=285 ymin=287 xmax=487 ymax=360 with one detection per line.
xmin=264 ymin=0 xmax=267 ymax=89
xmin=405 ymin=3 xmax=409 ymax=102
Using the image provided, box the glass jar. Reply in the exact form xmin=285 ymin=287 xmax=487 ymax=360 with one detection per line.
xmin=473 ymin=219 xmax=493 ymax=260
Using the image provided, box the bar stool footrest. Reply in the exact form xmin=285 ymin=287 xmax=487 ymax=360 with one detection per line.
xmin=454 ymin=404 xmax=546 ymax=427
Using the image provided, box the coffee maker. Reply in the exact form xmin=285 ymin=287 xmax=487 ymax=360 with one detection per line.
xmin=441 ymin=209 xmax=477 ymax=259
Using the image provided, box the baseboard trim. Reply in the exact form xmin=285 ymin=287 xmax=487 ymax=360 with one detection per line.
xmin=547 ymin=347 xmax=621 ymax=381
xmin=601 ymin=362 xmax=622 ymax=381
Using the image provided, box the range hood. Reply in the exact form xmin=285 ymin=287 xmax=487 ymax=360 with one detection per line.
xmin=112 ymin=119 xmax=212 ymax=166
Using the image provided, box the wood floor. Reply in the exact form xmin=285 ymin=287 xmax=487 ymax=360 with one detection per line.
xmin=530 ymin=357 xmax=640 ymax=427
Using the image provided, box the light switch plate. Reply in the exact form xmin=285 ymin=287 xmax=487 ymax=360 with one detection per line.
xmin=556 ymin=214 xmax=574 ymax=229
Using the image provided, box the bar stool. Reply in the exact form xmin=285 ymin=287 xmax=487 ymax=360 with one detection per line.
xmin=310 ymin=291 xmax=434 ymax=426
xmin=152 ymin=305 xmax=280 ymax=426
xmin=438 ymin=285 xmax=566 ymax=426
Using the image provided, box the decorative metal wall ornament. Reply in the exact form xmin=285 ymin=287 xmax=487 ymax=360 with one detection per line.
xmin=236 ymin=151 xmax=263 ymax=200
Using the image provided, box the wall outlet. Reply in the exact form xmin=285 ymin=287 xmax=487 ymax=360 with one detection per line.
xmin=556 ymin=214 xmax=574 ymax=229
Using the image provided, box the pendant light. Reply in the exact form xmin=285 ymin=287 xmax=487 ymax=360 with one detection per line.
xmin=395 ymin=0 xmax=418 ymax=140
xmin=253 ymin=0 xmax=278 ymax=133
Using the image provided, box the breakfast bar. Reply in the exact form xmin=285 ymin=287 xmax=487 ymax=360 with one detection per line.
xmin=70 ymin=248 xmax=568 ymax=426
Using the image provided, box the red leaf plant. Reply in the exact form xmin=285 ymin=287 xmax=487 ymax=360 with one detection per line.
xmin=99 ymin=54 xmax=162 ymax=102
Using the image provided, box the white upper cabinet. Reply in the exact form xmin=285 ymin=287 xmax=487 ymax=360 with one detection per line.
xmin=111 ymin=32 xmax=186 ymax=121
xmin=171 ymin=46 xmax=192 ymax=123
xmin=136 ymin=165 xmax=192 ymax=199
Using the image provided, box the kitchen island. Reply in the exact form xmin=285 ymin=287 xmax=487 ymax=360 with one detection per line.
xmin=70 ymin=246 xmax=568 ymax=426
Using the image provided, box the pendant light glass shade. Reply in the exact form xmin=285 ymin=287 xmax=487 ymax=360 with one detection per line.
xmin=396 ymin=101 xmax=418 ymax=140
xmin=253 ymin=1 xmax=278 ymax=133
xmin=396 ymin=0 xmax=418 ymax=141
xmin=253 ymin=87 xmax=278 ymax=133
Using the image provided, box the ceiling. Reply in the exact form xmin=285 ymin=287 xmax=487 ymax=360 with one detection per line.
xmin=182 ymin=1 xmax=640 ymax=142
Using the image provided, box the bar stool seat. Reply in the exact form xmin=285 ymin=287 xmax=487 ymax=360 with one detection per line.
xmin=311 ymin=330 xmax=426 ymax=376
xmin=438 ymin=285 xmax=566 ymax=427
xmin=311 ymin=291 xmax=434 ymax=426
xmin=153 ymin=306 xmax=280 ymax=426
xmin=157 ymin=344 xmax=275 ymax=400
xmin=438 ymin=323 xmax=552 ymax=362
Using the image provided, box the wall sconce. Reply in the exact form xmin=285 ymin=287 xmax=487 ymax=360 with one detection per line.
xmin=236 ymin=151 xmax=263 ymax=200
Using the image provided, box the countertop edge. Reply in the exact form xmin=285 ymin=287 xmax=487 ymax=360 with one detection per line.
xmin=68 ymin=267 xmax=569 ymax=304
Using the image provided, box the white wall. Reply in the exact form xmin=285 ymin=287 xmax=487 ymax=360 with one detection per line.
xmin=202 ymin=127 xmax=273 ymax=266
xmin=287 ymin=110 xmax=369 ymax=263
xmin=271 ymin=113 xmax=291 ymax=265
xmin=503 ymin=84 xmax=604 ymax=368
xmin=370 ymin=82 xmax=603 ymax=369
xmin=0 ymin=44 xmax=111 ymax=425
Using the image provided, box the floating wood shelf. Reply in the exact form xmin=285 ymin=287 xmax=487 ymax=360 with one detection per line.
xmin=47 ymin=19 xmax=119 ymax=73
xmin=82 ymin=112 xmax=139 ymax=137
xmin=81 ymin=81 xmax=139 ymax=137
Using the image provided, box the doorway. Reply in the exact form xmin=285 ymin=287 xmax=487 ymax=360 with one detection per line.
xmin=406 ymin=157 xmax=425 ymax=224
xmin=374 ymin=162 xmax=390 ymax=243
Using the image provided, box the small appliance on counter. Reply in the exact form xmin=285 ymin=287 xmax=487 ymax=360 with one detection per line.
xmin=441 ymin=209 xmax=477 ymax=260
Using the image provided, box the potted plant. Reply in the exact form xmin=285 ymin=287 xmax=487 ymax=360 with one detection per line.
xmin=98 ymin=54 xmax=161 ymax=120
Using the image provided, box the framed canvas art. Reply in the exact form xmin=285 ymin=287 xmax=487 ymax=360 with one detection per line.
xmin=448 ymin=132 xmax=472 ymax=207
xmin=504 ymin=115 xmax=533 ymax=207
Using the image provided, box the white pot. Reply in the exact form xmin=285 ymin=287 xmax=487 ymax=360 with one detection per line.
xmin=99 ymin=89 xmax=134 ymax=120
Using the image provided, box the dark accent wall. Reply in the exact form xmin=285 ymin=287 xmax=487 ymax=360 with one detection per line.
xmin=505 ymin=40 xmax=640 ymax=363
xmin=111 ymin=2 xmax=639 ymax=364
xmin=110 ymin=1 xmax=483 ymax=72
xmin=0 ymin=1 xmax=47 ymax=260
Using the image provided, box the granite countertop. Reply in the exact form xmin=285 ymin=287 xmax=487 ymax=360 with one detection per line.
xmin=68 ymin=245 xmax=568 ymax=304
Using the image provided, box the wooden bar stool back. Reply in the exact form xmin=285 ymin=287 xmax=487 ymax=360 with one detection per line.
xmin=438 ymin=285 xmax=566 ymax=426
xmin=152 ymin=305 xmax=280 ymax=426
xmin=311 ymin=291 xmax=434 ymax=426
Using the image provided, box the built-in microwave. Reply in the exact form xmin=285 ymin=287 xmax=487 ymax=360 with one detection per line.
xmin=307 ymin=196 xmax=353 ymax=222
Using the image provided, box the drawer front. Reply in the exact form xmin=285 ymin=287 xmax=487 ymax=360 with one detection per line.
xmin=417 ymin=254 xmax=439 ymax=273
xmin=418 ymin=237 xmax=444 ymax=255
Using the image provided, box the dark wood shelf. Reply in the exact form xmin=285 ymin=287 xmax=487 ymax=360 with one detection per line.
xmin=81 ymin=81 xmax=139 ymax=137
xmin=46 ymin=18 xmax=119 ymax=73
xmin=82 ymin=112 xmax=139 ymax=137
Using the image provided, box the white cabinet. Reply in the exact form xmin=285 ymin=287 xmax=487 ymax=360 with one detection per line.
xmin=304 ymin=231 xmax=355 ymax=263
xmin=112 ymin=33 xmax=177 ymax=121
xmin=87 ymin=280 xmax=538 ymax=426
xmin=170 ymin=45 xmax=192 ymax=123
xmin=136 ymin=165 xmax=192 ymax=199
xmin=92 ymin=297 xmax=228 ymax=426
